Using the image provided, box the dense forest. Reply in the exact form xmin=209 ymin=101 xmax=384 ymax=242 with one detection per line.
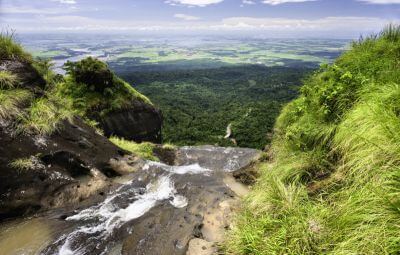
xmin=118 ymin=65 xmax=311 ymax=149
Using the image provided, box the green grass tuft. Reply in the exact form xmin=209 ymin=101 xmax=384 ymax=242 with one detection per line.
xmin=9 ymin=156 xmax=44 ymax=172
xmin=0 ymin=71 xmax=19 ymax=89
xmin=0 ymin=32 xmax=32 ymax=62
xmin=19 ymin=90 xmax=75 ymax=135
xmin=110 ymin=136 xmax=159 ymax=161
xmin=0 ymin=89 xmax=33 ymax=122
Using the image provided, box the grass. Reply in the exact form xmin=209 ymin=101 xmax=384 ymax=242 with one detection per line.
xmin=9 ymin=156 xmax=43 ymax=172
xmin=0 ymin=71 xmax=19 ymax=89
xmin=110 ymin=136 xmax=159 ymax=161
xmin=0 ymin=32 xmax=32 ymax=62
xmin=0 ymin=89 xmax=33 ymax=122
xmin=19 ymin=90 xmax=75 ymax=135
xmin=226 ymin=24 xmax=400 ymax=255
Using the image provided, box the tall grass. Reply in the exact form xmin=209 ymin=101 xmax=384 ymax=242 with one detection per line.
xmin=0 ymin=71 xmax=19 ymax=89
xmin=0 ymin=31 xmax=32 ymax=62
xmin=0 ymin=89 xmax=33 ymax=121
xmin=226 ymin=25 xmax=400 ymax=254
xmin=19 ymin=90 xmax=75 ymax=135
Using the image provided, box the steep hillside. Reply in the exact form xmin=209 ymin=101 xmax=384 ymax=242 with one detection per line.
xmin=226 ymin=25 xmax=400 ymax=254
xmin=0 ymin=35 xmax=155 ymax=219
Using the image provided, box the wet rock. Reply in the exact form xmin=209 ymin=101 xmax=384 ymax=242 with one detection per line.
xmin=0 ymin=117 xmax=123 ymax=220
xmin=109 ymin=155 xmax=145 ymax=175
xmin=175 ymin=145 xmax=261 ymax=172
xmin=153 ymin=145 xmax=177 ymax=165
xmin=232 ymin=162 xmax=260 ymax=185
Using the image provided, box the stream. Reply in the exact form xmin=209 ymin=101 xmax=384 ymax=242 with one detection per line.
xmin=0 ymin=146 xmax=260 ymax=255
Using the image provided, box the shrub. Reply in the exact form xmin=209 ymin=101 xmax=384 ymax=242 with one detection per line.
xmin=64 ymin=57 xmax=113 ymax=93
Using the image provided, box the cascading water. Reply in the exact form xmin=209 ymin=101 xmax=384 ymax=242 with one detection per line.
xmin=44 ymin=162 xmax=212 ymax=255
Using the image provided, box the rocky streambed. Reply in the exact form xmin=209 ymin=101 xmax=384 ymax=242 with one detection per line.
xmin=0 ymin=145 xmax=260 ymax=255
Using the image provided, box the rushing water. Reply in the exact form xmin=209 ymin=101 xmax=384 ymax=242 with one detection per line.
xmin=43 ymin=162 xmax=212 ymax=255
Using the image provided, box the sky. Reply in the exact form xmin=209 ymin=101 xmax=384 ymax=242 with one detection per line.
xmin=0 ymin=0 xmax=400 ymax=37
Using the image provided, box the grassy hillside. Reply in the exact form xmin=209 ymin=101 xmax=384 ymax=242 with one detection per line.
xmin=226 ymin=25 xmax=400 ymax=254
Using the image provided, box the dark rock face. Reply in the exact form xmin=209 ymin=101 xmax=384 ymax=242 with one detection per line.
xmin=0 ymin=117 xmax=125 ymax=220
xmin=97 ymin=100 xmax=163 ymax=143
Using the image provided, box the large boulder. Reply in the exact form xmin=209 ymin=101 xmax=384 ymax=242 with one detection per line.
xmin=98 ymin=100 xmax=163 ymax=143
xmin=62 ymin=57 xmax=163 ymax=143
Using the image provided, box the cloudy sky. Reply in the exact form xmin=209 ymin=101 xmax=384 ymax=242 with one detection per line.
xmin=1 ymin=0 xmax=399 ymax=37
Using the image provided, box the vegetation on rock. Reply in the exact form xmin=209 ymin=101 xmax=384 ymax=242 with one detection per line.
xmin=59 ymin=57 xmax=151 ymax=118
xmin=226 ymin=24 xmax=400 ymax=254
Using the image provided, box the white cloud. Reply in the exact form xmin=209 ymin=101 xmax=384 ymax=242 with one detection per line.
xmin=357 ymin=0 xmax=400 ymax=4
xmin=0 ymin=5 xmax=76 ymax=15
xmin=165 ymin=0 xmax=224 ymax=7
xmin=221 ymin=16 xmax=392 ymax=32
xmin=3 ymin=14 xmax=397 ymax=38
xmin=174 ymin=13 xmax=201 ymax=20
xmin=262 ymin=0 xmax=316 ymax=5
xmin=52 ymin=0 xmax=77 ymax=4
xmin=242 ymin=0 xmax=256 ymax=4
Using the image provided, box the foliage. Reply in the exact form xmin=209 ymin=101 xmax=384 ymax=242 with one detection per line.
xmin=226 ymin=25 xmax=400 ymax=254
xmin=121 ymin=65 xmax=309 ymax=149
xmin=0 ymin=32 xmax=32 ymax=62
xmin=58 ymin=57 xmax=151 ymax=118
xmin=64 ymin=57 xmax=114 ymax=93
xmin=110 ymin=136 xmax=159 ymax=161
xmin=32 ymin=58 xmax=61 ymax=87
xmin=0 ymin=71 xmax=19 ymax=89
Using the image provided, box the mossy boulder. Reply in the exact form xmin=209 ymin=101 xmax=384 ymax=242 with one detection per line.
xmin=61 ymin=57 xmax=162 ymax=143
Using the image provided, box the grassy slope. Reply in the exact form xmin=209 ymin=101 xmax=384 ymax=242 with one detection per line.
xmin=226 ymin=25 xmax=400 ymax=254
